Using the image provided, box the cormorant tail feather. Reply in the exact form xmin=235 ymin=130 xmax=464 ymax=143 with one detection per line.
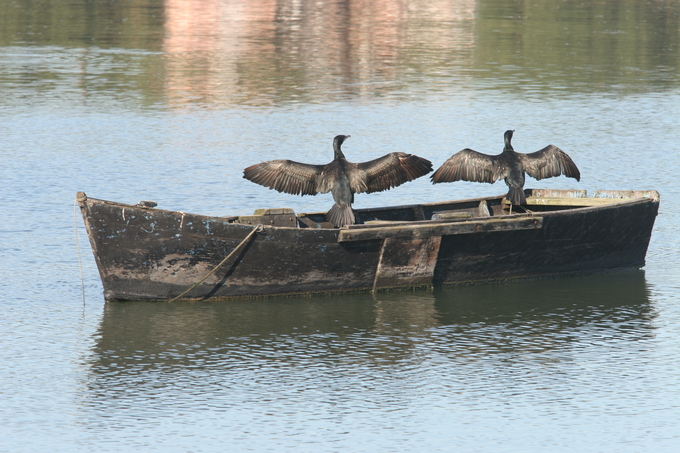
xmin=507 ymin=187 xmax=526 ymax=205
xmin=327 ymin=204 xmax=355 ymax=228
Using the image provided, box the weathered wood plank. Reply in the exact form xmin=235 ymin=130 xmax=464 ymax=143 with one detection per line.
xmin=525 ymin=197 xmax=623 ymax=207
xmin=235 ymin=208 xmax=297 ymax=227
xmin=431 ymin=212 xmax=473 ymax=221
xmin=364 ymin=220 xmax=409 ymax=225
xmin=478 ymin=200 xmax=491 ymax=216
xmin=338 ymin=217 xmax=543 ymax=242
xmin=345 ymin=213 xmax=504 ymax=230
xmin=373 ymin=236 xmax=442 ymax=289
xmin=527 ymin=189 xmax=588 ymax=198
xmin=593 ymin=190 xmax=661 ymax=202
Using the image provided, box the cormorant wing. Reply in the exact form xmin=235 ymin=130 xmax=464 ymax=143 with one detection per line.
xmin=243 ymin=159 xmax=329 ymax=196
xmin=519 ymin=145 xmax=581 ymax=181
xmin=431 ymin=148 xmax=505 ymax=184
xmin=350 ymin=152 xmax=433 ymax=194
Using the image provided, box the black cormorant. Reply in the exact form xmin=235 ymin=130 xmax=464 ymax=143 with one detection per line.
xmin=243 ymin=135 xmax=433 ymax=227
xmin=431 ymin=130 xmax=580 ymax=206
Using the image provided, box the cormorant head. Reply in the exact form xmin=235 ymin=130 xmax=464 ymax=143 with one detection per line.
xmin=333 ymin=134 xmax=350 ymax=159
xmin=504 ymin=130 xmax=515 ymax=150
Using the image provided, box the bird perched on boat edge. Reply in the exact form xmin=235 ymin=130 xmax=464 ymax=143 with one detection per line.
xmin=431 ymin=130 xmax=580 ymax=206
xmin=243 ymin=135 xmax=433 ymax=227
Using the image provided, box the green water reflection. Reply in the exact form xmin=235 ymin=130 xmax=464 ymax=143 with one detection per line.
xmin=88 ymin=271 xmax=654 ymax=375
xmin=2 ymin=0 xmax=678 ymax=108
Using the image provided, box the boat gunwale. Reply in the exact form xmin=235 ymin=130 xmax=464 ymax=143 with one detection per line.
xmin=78 ymin=189 xmax=660 ymax=234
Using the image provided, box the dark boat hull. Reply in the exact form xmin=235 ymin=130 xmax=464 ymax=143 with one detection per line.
xmin=77 ymin=189 xmax=659 ymax=301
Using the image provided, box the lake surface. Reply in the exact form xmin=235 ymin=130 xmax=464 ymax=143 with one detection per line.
xmin=1 ymin=0 xmax=680 ymax=451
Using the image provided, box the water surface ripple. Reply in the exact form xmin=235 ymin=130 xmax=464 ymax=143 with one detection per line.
xmin=1 ymin=0 xmax=680 ymax=452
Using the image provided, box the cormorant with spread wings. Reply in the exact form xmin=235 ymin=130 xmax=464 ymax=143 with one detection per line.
xmin=243 ymin=135 xmax=433 ymax=227
xmin=431 ymin=130 xmax=580 ymax=206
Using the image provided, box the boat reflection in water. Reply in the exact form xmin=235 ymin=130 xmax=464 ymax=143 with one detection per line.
xmin=431 ymin=270 xmax=656 ymax=358
xmin=85 ymin=270 xmax=653 ymax=384
xmin=80 ymin=270 xmax=655 ymax=427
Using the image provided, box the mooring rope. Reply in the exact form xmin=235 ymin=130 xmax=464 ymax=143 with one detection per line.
xmin=168 ymin=224 xmax=264 ymax=303
xmin=73 ymin=198 xmax=86 ymax=306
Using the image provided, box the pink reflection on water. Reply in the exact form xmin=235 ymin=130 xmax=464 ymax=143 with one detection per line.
xmin=162 ymin=0 xmax=476 ymax=107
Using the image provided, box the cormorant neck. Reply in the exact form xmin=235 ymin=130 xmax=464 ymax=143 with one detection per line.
xmin=503 ymin=131 xmax=514 ymax=152
xmin=333 ymin=135 xmax=348 ymax=160
xmin=333 ymin=144 xmax=345 ymax=160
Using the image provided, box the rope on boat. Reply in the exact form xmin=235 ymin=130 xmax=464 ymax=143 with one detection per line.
xmin=168 ymin=224 xmax=264 ymax=303
xmin=73 ymin=198 xmax=86 ymax=306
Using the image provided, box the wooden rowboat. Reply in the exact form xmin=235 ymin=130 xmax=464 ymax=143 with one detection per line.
xmin=76 ymin=189 xmax=659 ymax=302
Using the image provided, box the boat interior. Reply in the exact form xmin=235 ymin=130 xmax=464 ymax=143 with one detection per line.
xmin=229 ymin=189 xmax=660 ymax=230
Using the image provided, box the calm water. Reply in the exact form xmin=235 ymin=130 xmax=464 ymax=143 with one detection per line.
xmin=1 ymin=0 xmax=680 ymax=451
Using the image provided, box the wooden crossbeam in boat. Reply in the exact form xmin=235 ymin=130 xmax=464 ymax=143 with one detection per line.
xmin=235 ymin=208 xmax=297 ymax=227
xmin=338 ymin=216 xmax=543 ymax=242
xmin=431 ymin=212 xmax=473 ymax=221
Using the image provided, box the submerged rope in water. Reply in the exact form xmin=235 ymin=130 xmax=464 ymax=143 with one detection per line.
xmin=168 ymin=224 xmax=264 ymax=303
xmin=73 ymin=198 xmax=86 ymax=306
